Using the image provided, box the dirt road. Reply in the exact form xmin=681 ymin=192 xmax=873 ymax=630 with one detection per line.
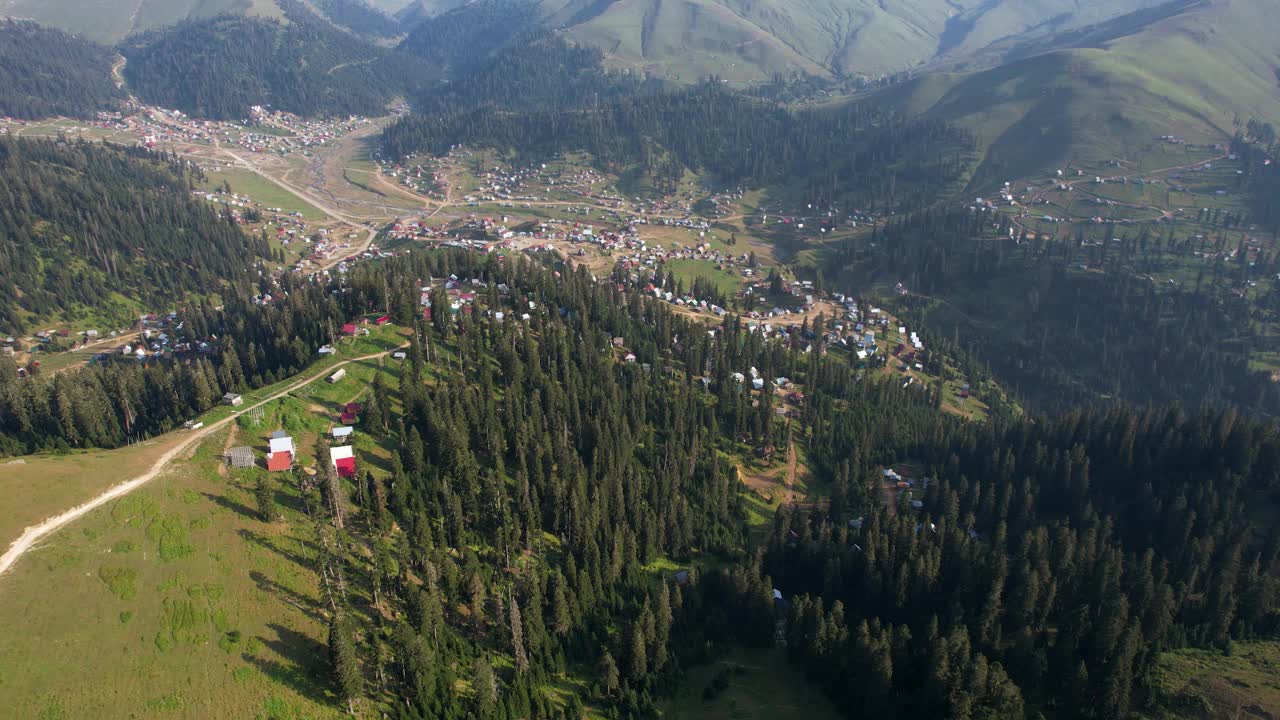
xmin=0 ymin=346 xmax=404 ymax=578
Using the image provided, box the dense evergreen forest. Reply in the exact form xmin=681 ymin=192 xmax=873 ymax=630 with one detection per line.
xmin=1235 ymin=122 xmax=1280 ymax=238
xmin=396 ymin=0 xmax=539 ymax=76
xmin=385 ymin=83 xmax=974 ymax=207
xmin=744 ymin=403 xmax=1280 ymax=719
xmin=822 ymin=206 xmax=1280 ymax=416
xmin=253 ymin=250 xmax=1279 ymax=719
xmin=0 ymin=20 xmax=122 ymax=119
xmin=0 ymin=137 xmax=270 ymax=333
xmin=4 ymin=243 xmax=1277 ymax=717
xmin=412 ymin=36 xmax=663 ymax=115
xmin=121 ymin=1 xmax=433 ymax=120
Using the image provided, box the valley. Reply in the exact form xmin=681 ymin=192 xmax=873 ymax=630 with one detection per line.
xmin=0 ymin=1 xmax=1278 ymax=719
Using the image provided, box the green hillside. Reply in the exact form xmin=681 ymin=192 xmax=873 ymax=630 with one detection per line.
xmin=0 ymin=0 xmax=393 ymax=44
xmin=533 ymin=0 xmax=1177 ymax=82
xmin=877 ymin=0 xmax=1280 ymax=189
xmin=383 ymin=0 xmax=1192 ymax=83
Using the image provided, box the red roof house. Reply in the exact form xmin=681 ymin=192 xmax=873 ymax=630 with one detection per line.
xmin=340 ymin=412 xmax=359 ymax=424
xmin=330 ymin=445 xmax=356 ymax=478
xmin=375 ymin=315 xmax=391 ymax=325
xmin=341 ymin=323 xmax=358 ymax=335
xmin=344 ymin=402 xmax=363 ymax=414
xmin=266 ymin=451 xmax=293 ymax=472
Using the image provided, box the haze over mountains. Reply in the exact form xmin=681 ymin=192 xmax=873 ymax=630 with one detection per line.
xmin=393 ymin=0 xmax=1191 ymax=79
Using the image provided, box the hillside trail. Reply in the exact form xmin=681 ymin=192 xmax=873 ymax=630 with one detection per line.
xmin=0 ymin=345 xmax=406 ymax=579
xmin=111 ymin=54 xmax=127 ymax=89
xmin=216 ymin=422 xmax=239 ymax=477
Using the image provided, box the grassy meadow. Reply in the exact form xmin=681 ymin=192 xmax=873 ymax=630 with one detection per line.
xmin=0 ymin=425 xmax=345 ymax=720
xmin=1143 ymin=641 xmax=1280 ymax=719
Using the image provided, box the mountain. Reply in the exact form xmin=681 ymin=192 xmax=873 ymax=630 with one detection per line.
xmin=121 ymin=0 xmax=434 ymax=120
xmin=0 ymin=136 xmax=270 ymax=333
xmin=875 ymin=0 xmax=1280 ymax=188
xmin=397 ymin=0 xmax=540 ymax=75
xmin=0 ymin=0 xmax=400 ymax=44
xmin=312 ymin=0 xmax=403 ymax=37
xmin=393 ymin=0 xmax=1182 ymax=82
xmin=0 ymin=19 xmax=124 ymax=119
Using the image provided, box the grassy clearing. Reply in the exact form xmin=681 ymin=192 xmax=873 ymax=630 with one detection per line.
xmin=0 ymin=428 xmax=345 ymax=720
xmin=200 ymin=168 xmax=327 ymax=221
xmin=659 ymin=646 xmax=841 ymax=720
xmin=665 ymin=259 xmax=744 ymax=297
xmin=0 ymin=436 xmax=191 ymax=548
xmin=1143 ymin=641 xmax=1280 ymax=719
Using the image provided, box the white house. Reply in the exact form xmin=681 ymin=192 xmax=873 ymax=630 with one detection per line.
xmin=268 ymin=431 xmax=294 ymax=456
xmin=332 ymin=426 xmax=354 ymax=440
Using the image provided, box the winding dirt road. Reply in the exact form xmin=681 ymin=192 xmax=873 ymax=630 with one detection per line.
xmin=0 ymin=346 xmax=405 ymax=578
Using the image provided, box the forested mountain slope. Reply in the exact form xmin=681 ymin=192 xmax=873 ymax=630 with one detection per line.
xmin=12 ymin=246 xmax=1272 ymax=718
xmin=826 ymin=206 xmax=1280 ymax=416
xmin=384 ymin=82 xmax=975 ymax=209
xmin=396 ymin=0 xmax=541 ymax=75
xmin=121 ymin=0 xmax=433 ymax=119
xmin=0 ymin=20 xmax=123 ymax=119
xmin=411 ymin=35 xmax=664 ymax=112
xmin=0 ymin=137 xmax=270 ymax=334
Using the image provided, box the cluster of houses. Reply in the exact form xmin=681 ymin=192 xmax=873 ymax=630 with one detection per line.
xmin=94 ymin=104 xmax=371 ymax=158
xmin=384 ymin=162 xmax=449 ymax=201
xmin=4 ymin=315 xmax=210 ymax=375
xmin=884 ymin=467 xmax=929 ymax=511
xmin=224 ymin=426 xmax=357 ymax=478
xmin=243 ymin=106 xmax=372 ymax=155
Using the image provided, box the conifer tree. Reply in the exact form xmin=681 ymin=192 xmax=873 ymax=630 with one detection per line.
xmin=328 ymin=611 xmax=362 ymax=715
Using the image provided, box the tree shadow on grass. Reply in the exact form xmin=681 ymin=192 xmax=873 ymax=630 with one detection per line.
xmin=240 ymin=528 xmax=319 ymax=573
xmin=203 ymin=490 xmax=259 ymax=522
xmin=249 ymin=569 xmax=327 ymax=623
xmin=244 ymin=622 xmax=335 ymax=709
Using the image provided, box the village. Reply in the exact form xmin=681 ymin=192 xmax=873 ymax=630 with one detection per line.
xmin=1 ymin=101 xmax=995 ymax=427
